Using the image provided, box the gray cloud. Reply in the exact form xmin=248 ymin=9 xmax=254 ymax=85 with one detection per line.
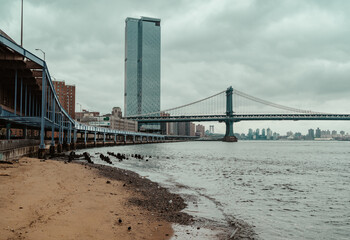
xmin=1 ymin=0 xmax=349 ymax=133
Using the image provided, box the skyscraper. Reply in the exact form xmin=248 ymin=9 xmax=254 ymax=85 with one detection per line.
xmin=315 ymin=127 xmax=321 ymax=138
xmin=308 ymin=128 xmax=315 ymax=140
xmin=124 ymin=17 xmax=161 ymax=119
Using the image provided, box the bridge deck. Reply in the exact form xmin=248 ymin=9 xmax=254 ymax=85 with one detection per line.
xmin=129 ymin=113 xmax=350 ymax=123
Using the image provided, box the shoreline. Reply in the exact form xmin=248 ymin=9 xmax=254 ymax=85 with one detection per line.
xmin=90 ymin=163 xmax=193 ymax=225
xmin=0 ymin=157 xmax=176 ymax=240
xmin=59 ymin=150 xmax=257 ymax=239
xmin=0 ymin=153 xmax=257 ymax=239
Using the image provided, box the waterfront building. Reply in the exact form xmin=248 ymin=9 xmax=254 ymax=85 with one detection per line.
xmin=88 ymin=115 xmax=111 ymax=128
xmin=76 ymin=108 xmax=137 ymax=132
xmin=160 ymin=112 xmax=171 ymax=135
xmin=168 ymin=122 xmax=178 ymax=135
xmin=190 ymin=123 xmax=196 ymax=136
xmin=286 ymin=131 xmax=293 ymax=137
xmin=315 ymin=128 xmax=321 ymax=138
xmin=266 ymin=128 xmax=272 ymax=140
xmin=248 ymin=128 xmax=254 ymax=140
xmin=196 ymin=124 xmax=205 ymax=137
xmin=294 ymin=132 xmax=302 ymax=140
xmin=273 ymin=132 xmax=278 ymax=140
xmin=75 ymin=110 xmax=100 ymax=122
xmin=255 ymin=128 xmax=260 ymax=139
xmin=307 ymin=129 xmax=315 ymax=140
xmin=124 ymin=16 xmax=161 ymax=131
xmin=53 ymin=80 xmax=76 ymax=119
xmin=76 ymin=110 xmax=109 ymax=128
xmin=177 ymin=122 xmax=195 ymax=136
xmin=177 ymin=122 xmax=187 ymax=136
xmin=109 ymin=107 xmax=137 ymax=132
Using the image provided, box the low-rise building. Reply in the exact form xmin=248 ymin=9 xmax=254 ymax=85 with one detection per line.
xmin=110 ymin=107 xmax=137 ymax=132
xmin=75 ymin=107 xmax=137 ymax=132
xmin=196 ymin=124 xmax=205 ymax=137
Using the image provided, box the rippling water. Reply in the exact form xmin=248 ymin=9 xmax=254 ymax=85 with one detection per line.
xmin=77 ymin=141 xmax=350 ymax=240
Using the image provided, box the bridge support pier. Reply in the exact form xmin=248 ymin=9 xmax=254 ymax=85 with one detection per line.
xmin=223 ymin=86 xmax=238 ymax=142
xmin=38 ymin=149 xmax=46 ymax=159
xmin=63 ymin=143 xmax=70 ymax=151
xmin=49 ymin=145 xmax=55 ymax=157
xmin=23 ymin=127 xmax=27 ymax=139
xmin=57 ymin=144 xmax=62 ymax=153
xmin=94 ymin=131 xmax=97 ymax=147
xmin=6 ymin=123 xmax=11 ymax=140
xmin=50 ymin=94 xmax=55 ymax=158
xmin=62 ymin=138 xmax=69 ymax=151
xmin=223 ymin=120 xmax=237 ymax=142
xmin=84 ymin=129 xmax=87 ymax=146
xmin=70 ymin=143 xmax=76 ymax=150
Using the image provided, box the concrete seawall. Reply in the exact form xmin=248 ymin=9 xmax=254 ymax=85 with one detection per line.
xmin=0 ymin=145 xmax=40 ymax=162
xmin=0 ymin=139 xmax=41 ymax=162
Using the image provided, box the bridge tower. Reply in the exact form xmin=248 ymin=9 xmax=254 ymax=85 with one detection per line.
xmin=223 ymin=86 xmax=238 ymax=142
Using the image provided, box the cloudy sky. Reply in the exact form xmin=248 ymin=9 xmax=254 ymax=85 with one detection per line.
xmin=1 ymin=0 xmax=350 ymax=134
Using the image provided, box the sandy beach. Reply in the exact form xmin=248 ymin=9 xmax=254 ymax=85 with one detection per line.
xmin=0 ymin=157 xmax=184 ymax=240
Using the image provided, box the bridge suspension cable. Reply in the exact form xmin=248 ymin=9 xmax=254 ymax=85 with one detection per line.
xmin=127 ymin=86 xmax=325 ymax=119
xmin=232 ymin=89 xmax=320 ymax=114
xmin=128 ymin=90 xmax=226 ymax=117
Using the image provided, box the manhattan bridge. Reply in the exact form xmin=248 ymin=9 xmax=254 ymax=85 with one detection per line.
xmin=127 ymin=87 xmax=350 ymax=141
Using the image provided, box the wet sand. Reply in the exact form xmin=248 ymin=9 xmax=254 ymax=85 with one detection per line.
xmin=0 ymin=157 xmax=177 ymax=240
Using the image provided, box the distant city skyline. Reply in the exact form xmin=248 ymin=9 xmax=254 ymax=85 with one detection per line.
xmin=235 ymin=126 xmax=349 ymax=141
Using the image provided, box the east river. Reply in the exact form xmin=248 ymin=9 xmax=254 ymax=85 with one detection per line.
xmin=77 ymin=141 xmax=350 ymax=240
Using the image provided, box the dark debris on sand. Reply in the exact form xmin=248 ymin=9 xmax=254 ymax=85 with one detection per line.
xmin=91 ymin=164 xmax=193 ymax=225
xmin=52 ymin=152 xmax=257 ymax=239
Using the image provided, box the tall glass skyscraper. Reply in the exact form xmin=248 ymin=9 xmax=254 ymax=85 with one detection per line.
xmin=124 ymin=16 xmax=161 ymax=123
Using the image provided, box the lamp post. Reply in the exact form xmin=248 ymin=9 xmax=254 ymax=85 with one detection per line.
xmin=35 ymin=48 xmax=45 ymax=61
xmin=76 ymin=103 xmax=82 ymax=112
xmin=21 ymin=0 xmax=23 ymax=47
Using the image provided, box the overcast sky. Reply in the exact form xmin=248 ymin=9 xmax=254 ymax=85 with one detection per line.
xmin=1 ymin=0 xmax=350 ymax=134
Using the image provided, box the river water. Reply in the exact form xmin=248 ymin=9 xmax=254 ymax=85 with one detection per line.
xmin=76 ymin=141 xmax=350 ymax=240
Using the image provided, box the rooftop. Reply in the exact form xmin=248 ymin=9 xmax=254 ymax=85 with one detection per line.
xmin=125 ymin=16 xmax=161 ymax=23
